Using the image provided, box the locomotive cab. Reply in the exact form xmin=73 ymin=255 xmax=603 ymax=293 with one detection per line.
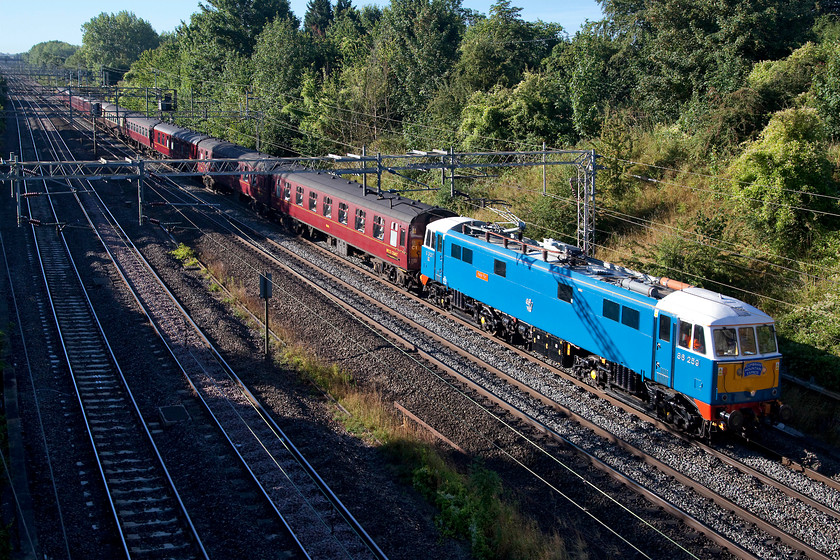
xmin=654 ymin=288 xmax=785 ymax=432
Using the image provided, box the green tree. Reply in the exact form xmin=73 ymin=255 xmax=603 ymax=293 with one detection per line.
xmin=728 ymin=107 xmax=839 ymax=254
xmin=456 ymin=0 xmax=562 ymax=93
xmin=375 ymin=0 xmax=466 ymax=118
xmin=596 ymin=0 xmax=815 ymax=120
xmin=79 ymin=11 xmax=160 ymax=69
xmin=196 ymin=0 xmax=296 ymax=57
xmin=305 ymin=0 xmax=333 ymax=36
xmin=813 ymin=42 xmax=840 ymax=138
xmin=24 ymin=41 xmax=79 ymax=68
xmin=458 ymin=71 xmax=573 ymax=150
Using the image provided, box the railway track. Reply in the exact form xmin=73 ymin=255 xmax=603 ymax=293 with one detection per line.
xmin=14 ymin=74 xmax=840 ymax=559
xmin=7 ymin=77 xmax=388 ymax=559
xmin=10 ymin=81 xmax=206 ymax=559
xmin=137 ymin=165 xmax=840 ymax=559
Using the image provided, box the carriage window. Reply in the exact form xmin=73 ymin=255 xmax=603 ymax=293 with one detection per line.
xmin=494 ymin=259 xmax=506 ymax=277
xmin=738 ymin=327 xmax=757 ymax=356
xmin=355 ymin=209 xmax=366 ymax=232
xmin=658 ymin=315 xmax=671 ymax=342
xmin=757 ymin=325 xmax=777 ymax=354
xmin=400 ymin=229 xmax=406 ymax=246
xmin=295 ymin=186 xmax=304 ymax=205
xmin=622 ymin=306 xmax=640 ymax=330
xmin=714 ymin=328 xmax=738 ymax=357
xmin=557 ymin=283 xmax=573 ymax=303
xmin=390 ymin=222 xmax=399 ymax=246
xmin=462 ymin=247 xmax=473 ymax=264
xmin=373 ymin=216 xmax=385 ymax=240
xmin=323 ymin=196 xmax=332 ymax=218
xmin=603 ymin=299 xmax=620 ymax=322
xmin=678 ymin=321 xmax=692 ymax=349
xmin=451 ymin=244 xmax=462 ymax=259
xmin=309 ymin=191 xmax=318 ymax=211
xmin=282 ymin=183 xmax=291 ymax=201
xmin=338 ymin=202 xmax=348 ymax=224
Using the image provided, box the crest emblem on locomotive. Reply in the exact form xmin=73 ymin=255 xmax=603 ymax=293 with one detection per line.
xmin=743 ymin=362 xmax=765 ymax=377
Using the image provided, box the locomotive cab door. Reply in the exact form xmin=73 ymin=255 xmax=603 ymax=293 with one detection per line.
xmin=434 ymin=233 xmax=445 ymax=283
xmin=654 ymin=310 xmax=677 ymax=388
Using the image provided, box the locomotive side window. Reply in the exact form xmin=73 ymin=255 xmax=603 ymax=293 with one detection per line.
xmin=713 ymin=328 xmax=738 ymax=356
xmin=451 ymin=244 xmax=462 ymax=259
xmin=693 ymin=325 xmax=707 ymax=354
xmin=309 ymin=191 xmax=318 ymax=211
xmin=373 ymin=216 xmax=385 ymax=240
xmin=355 ymin=209 xmax=366 ymax=232
xmin=738 ymin=327 xmax=757 ymax=356
xmin=658 ymin=315 xmax=671 ymax=342
xmin=603 ymin=299 xmax=620 ymax=322
xmin=323 ymin=197 xmax=332 ymax=218
xmin=557 ymin=283 xmax=573 ymax=303
xmin=338 ymin=202 xmax=348 ymax=224
xmin=494 ymin=259 xmax=506 ymax=277
xmin=678 ymin=321 xmax=692 ymax=348
xmin=756 ymin=325 xmax=777 ymax=354
xmin=621 ymin=306 xmax=640 ymax=330
xmin=295 ymin=186 xmax=304 ymax=205
xmin=462 ymin=247 xmax=473 ymax=264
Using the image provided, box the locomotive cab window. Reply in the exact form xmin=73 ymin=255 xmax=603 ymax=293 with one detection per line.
xmin=425 ymin=230 xmax=433 ymax=248
xmin=373 ymin=216 xmax=385 ymax=240
xmin=451 ymin=244 xmax=462 ymax=260
xmin=757 ymin=325 xmax=777 ymax=354
xmin=323 ymin=197 xmax=332 ymax=218
xmin=713 ymin=328 xmax=738 ymax=357
xmin=494 ymin=259 xmax=506 ymax=277
xmin=309 ymin=191 xmax=318 ymax=212
xmin=462 ymin=247 xmax=473 ymax=264
xmin=679 ymin=322 xmax=706 ymax=353
xmin=738 ymin=327 xmax=757 ymax=356
xmin=338 ymin=202 xmax=348 ymax=224
xmin=355 ymin=209 xmax=366 ymax=232
xmin=295 ymin=186 xmax=304 ymax=205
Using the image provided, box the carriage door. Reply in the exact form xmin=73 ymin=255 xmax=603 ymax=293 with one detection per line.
xmin=434 ymin=233 xmax=445 ymax=283
xmin=654 ymin=310 xmax=677 ymax=388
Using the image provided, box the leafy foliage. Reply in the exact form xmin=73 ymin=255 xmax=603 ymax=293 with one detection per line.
xmin=24 ymin=41 xmax=79 ymax=68
xmin=80 ymin=11 xmax=160 ymax=69
xmin=728 ymin=108 xmax=839 ymax=255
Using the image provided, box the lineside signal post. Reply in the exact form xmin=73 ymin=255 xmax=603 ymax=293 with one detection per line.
xmin=259 ymin=272 xmax=272 ymax=359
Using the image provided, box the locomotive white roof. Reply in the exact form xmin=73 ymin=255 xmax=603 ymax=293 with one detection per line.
xmin=427 ymin=216 xmax=477 ymax=234
xmin=656 ymin=287 xmax=773 ymax=327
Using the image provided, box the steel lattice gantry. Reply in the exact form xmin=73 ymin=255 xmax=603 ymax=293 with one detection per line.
xmin=1 ymin=149 xmax=600 ymax=253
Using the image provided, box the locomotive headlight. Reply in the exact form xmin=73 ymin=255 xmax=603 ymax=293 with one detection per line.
xmin=750 ymin=390 xmax=756 ymax=397
xmin=772 ymin=389 xmax=778 ymax=396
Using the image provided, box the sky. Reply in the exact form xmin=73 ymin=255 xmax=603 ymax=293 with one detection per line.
xmin=0 ymin=0 xmax=604 ymax=55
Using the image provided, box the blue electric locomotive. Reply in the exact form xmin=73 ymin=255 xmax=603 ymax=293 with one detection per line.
xmin=420 ymin=217 xmax=790 ymax=436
